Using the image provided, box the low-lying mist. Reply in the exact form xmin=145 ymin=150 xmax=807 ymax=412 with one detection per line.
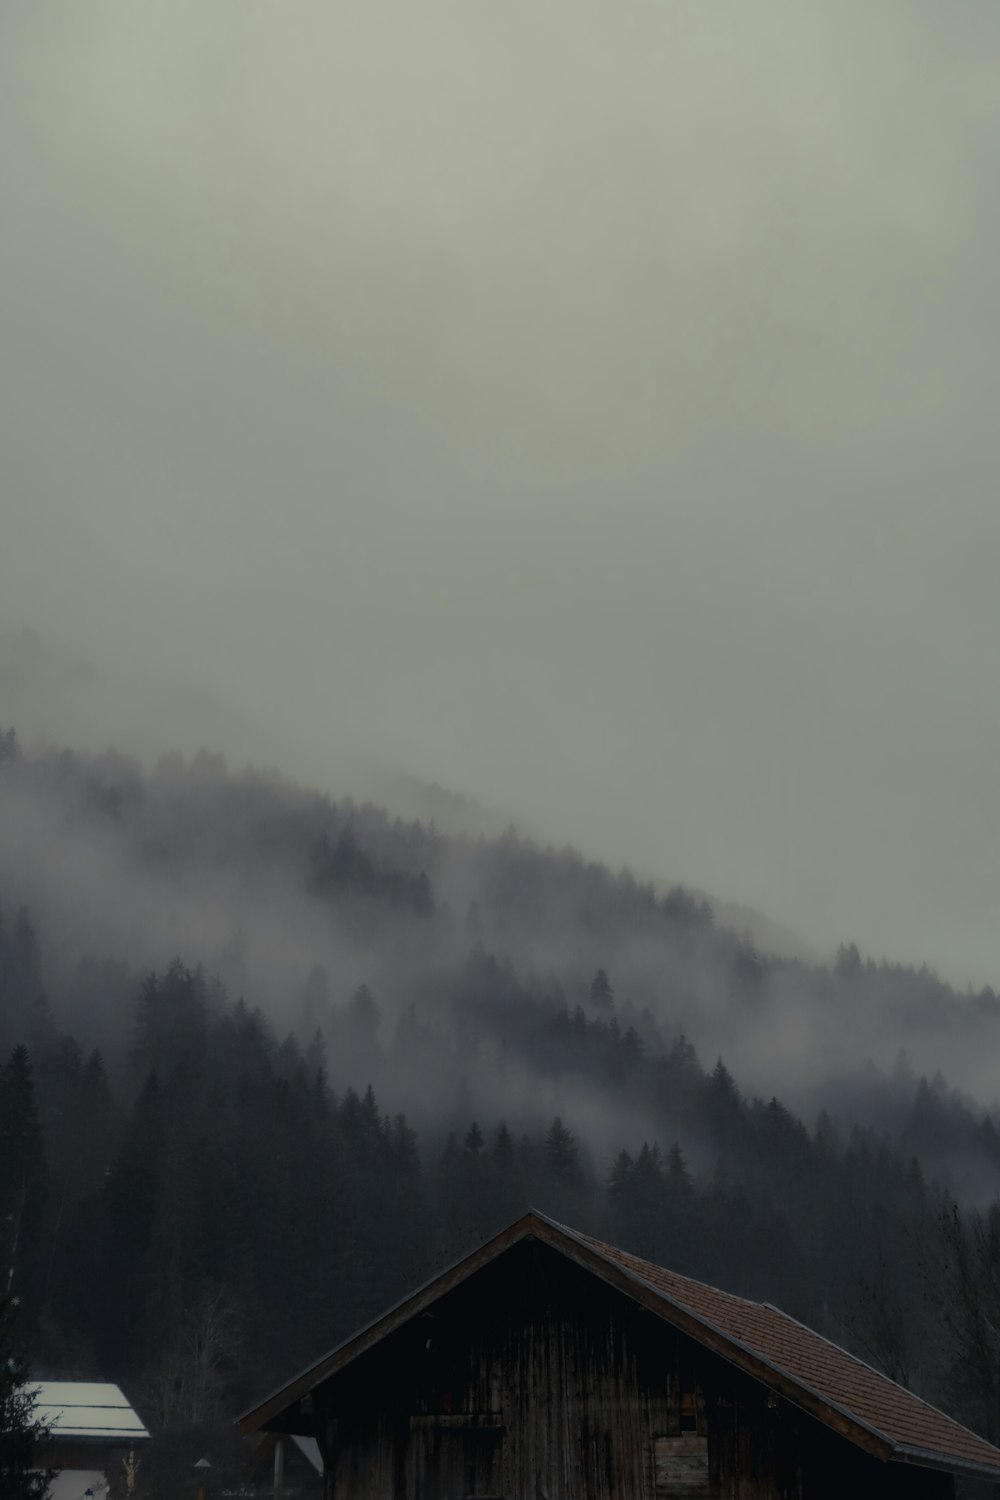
xmin=2 ymin=724 xmax=999 ymax=1182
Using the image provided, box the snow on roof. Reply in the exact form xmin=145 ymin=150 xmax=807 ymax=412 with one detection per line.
xmin=30 ymin=1383 xmax=149 ymax=1442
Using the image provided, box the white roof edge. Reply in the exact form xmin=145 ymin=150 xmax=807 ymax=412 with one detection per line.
xmin=27 ymin=1382 xmax=149 ymax=1440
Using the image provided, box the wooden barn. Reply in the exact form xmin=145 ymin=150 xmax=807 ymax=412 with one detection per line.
xmin=239 ymin=1211 xmax=1000 ymax=1499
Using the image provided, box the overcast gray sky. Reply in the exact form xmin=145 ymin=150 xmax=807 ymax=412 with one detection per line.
xmin=2 ymin=0 xmax=999 ymax=985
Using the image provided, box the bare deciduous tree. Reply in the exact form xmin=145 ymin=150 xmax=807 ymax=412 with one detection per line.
xmin=930 ymin=1202 xmax=1000 ymax=1443
xmin=139 ymin=1288 xmax=244 ymax=1430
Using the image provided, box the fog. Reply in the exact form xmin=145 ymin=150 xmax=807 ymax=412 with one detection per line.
xmin=3 ymin=1 xmax=1000 ymax=986
xmin=4 ymin=738 xmax=1000 ymax=1189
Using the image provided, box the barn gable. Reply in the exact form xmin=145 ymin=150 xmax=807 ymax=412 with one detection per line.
xmin=239 ymin=1211 xmax=1000 ymax=1492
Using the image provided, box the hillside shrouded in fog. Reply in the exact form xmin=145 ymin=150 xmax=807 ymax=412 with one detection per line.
xmin=3 ymin=0 xmax=1000 ymax=981
xmin=3 ymin=731 xmax=1000 ymax=1121
xmin=5 ymin=728 xmax=1000 ymax=1485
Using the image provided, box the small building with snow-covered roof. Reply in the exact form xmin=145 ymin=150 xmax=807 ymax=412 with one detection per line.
xmin=30 ymin=1382 xmax=148 ymax=1500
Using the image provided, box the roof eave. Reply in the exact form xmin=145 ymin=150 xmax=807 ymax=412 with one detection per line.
xmin=890 ymin=1442 xmax=1000 ymax=1484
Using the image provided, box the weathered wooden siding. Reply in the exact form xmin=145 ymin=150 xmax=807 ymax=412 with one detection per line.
xmin=314 ymin=1239 xmax=952 ymax=1500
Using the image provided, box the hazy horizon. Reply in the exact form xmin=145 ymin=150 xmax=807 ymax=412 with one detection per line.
xmin=3 ymin=1 xmax=1000 ymax=989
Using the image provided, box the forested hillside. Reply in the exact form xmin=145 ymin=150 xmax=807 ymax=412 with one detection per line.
xmin=3 ymin=727 xmax=1000 ymax=1491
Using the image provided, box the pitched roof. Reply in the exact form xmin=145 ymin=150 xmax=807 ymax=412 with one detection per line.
xmin=572 ymin=1226 xmax=1000 ymax=1479
xmin=239 ymin=1211 xmax=1000 ymax=1482
xmin=30 ymin=1382 xmax=149 ymax=1442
